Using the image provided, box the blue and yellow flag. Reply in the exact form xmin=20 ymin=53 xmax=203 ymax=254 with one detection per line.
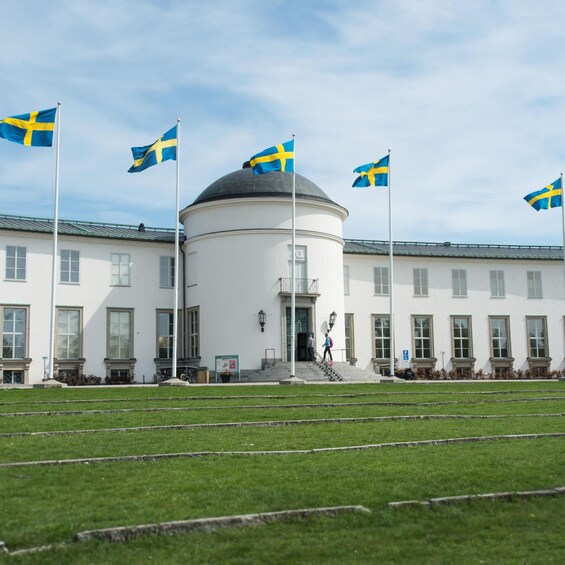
xmin=249 ymin=139 xmax=294 ymax=175
xmin=524 ymin=177 xmax=562 ymax=211
xmin=0 ymin=108 xmax=56 ymax=147
xmin=128 ymin=125 xmax=177 ymax=173
xmin=353 ymin=155 xmax=389 ymax=188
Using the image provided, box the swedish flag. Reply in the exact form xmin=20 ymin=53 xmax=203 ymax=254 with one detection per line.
xmin=249 ymin=139 xmax=294 ymax=175
xmin=128 ymin=125 xmax=177 ymax=173
xmin=353 ymin=155 xmax=389 ymax=188
xmin=0 ymin=108 xmax=56 ymax=147
xmin=524 ymin=177 xmax=562 ymax=211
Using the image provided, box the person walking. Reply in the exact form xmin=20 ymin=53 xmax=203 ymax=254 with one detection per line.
xmin=307 ymin=333 xmax=315 ymax=362
xmin=322 ymin=332 xmax=333 ymax=363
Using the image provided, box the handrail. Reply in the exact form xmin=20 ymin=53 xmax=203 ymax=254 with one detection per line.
xmin=314 ymin=352 xmax=346 ymax=382
xmin=279 ymin=277 xmax=319 ymax=295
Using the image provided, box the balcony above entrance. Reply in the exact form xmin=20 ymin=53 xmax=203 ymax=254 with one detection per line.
xmin=279 ymin=277 xmax=320 ymax=296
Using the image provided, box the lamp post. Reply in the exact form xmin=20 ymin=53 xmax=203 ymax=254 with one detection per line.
xmin=329 ymin=311 xmax=337 ymax=331
xmin=258 ymin=310 xmax=266 ymax=332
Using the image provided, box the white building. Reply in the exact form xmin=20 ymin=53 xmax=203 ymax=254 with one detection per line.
xmin=1 ymin=166 xmax=564 ymax=385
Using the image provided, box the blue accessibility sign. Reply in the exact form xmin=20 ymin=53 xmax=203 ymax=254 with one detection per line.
xmin=403 ymin=350 xmax=409 ymax=361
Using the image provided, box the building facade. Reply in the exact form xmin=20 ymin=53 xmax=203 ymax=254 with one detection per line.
xmin=1 ymin=168 xmax=564 ymax=385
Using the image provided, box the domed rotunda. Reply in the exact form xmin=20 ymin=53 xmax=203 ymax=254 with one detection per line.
xmin=179 ymin=165 xmax=348 ymax=376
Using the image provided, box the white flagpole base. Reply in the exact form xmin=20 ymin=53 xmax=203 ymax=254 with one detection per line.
xmin=279 ymin=376 xmax=305 ymax=386
xmin=158 ymin=377 xmax=189 ymax=387
xmin=33 ymin=379 xmax=66 ymax=389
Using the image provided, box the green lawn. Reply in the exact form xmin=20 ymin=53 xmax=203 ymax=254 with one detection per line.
xmin=1 ymin=381 xmax=564 ymax=564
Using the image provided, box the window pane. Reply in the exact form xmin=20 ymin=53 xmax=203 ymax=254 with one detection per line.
xmin=374 ymin=316 xmax=390 ymax=359
xmin=453 ymin=317 xmax=470 ymax=358
xmin=2 ymin=308 xmax=26 ymax=359
xmin=413 ymin=317 xmax=431 ymax=358
xmin=527 ymin=318 xmax=546 ymax=357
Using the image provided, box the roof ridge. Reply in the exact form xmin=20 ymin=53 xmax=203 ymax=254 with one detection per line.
xmin=344 ymin=238 xmax=563 ymax=251
xmin=0 ymin=213 xmax=176 ymax=233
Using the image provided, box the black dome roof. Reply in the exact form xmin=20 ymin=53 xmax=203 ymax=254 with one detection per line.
xmin=191 ymin=166 xmax=339 ymax=207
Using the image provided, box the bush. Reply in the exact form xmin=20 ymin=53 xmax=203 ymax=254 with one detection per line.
xmin=105 ymin=373 xmax=135 ymax=385
xmin=410 ymin=367 xmax=564 ymax=381
xmin=55 ymin=371 xmax=102 ymax=386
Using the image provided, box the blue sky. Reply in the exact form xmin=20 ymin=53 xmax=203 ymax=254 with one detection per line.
xmin=2 ymin=0 xmax=565 ymax=245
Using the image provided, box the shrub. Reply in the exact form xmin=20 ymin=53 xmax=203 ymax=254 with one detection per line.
xmin=105 ymin=373 xmax=135 ymax=385
xmin=55 ymin=370 xmax=101 ymax=386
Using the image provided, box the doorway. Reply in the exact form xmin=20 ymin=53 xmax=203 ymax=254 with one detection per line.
xmin=286 ymin=307 xmax=310 ymax=361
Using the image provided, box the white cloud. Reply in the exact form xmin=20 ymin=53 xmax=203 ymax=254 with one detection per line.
xmin=2 ymin=0 xmax=565 ymax=244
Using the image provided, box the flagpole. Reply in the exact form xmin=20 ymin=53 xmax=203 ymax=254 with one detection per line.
xmin=160 ymin=119 xmax=186 ymax=386
xmin=549 ymin=173 xmax=565 ymax=296
xmin=388 ymin=149 xmax=395 ymax=378
xmin=41 ymin=102 xmax=64 ymax=387
xmin=172 ymin=118 xmax=181 ymax=381
xmin=290 ymin=133 xmax=296 ymax=379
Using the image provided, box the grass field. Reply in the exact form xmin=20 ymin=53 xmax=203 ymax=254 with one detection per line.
xmin=1 ymin=381 xmax=564 ymax=564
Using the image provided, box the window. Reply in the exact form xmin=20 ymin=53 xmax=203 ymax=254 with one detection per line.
xmin=413 ymin=316 xmax=433 ymax=358
xmin=2 ymin=370 xmax=23 ymax=384
xmin=344 ymin=313 xmax=354 ymax=361
xmin=452 ymin=269 xmax=467 ymax=297
xmin=6 ymin=246 xmax=26 ymax=281
xmin=56 ymin=309 xmax=81 ymax=359
xmin=343 ymin=265 xmax=350 ymax=295
xmin=490 ymin=270 xmax=505 ymax=298
xmin=157 ymin=311 xmax=174 ymax=359
xmin=413 ymin=268 xmax=428 ymax=296
xmin=373 ymin=267 xmax=389 ymax=295
xmin=288 ymin=245 xmax=307 ymax=293
xmin=60 ymin=250 xmax=80 ymax=284
xmin=111 ymin=253 xmax=130 ymax=286
xmin=527 ymin=271 xmax=542 ymax=299
xmin=188 ymin=307 xmax=200 ymax=359
xmin=108 ymin=310 xmax=132 ymax=358
xmin=1 ymin=306 xmax=29 ymax=384
xmin=160 ymin=256 xmax=175 ymax=288
xmin=2 ymin=307 xmax=26 ymax=359
xmin=490 ymin=317 xmax=510 ymax=358
xmin=372 ymin=315 xmax=390 ymax=359
xmin=527 ymin=317 xmax=547 ymax=358
xmin=452 ymin=317 xmax=472 ymax=358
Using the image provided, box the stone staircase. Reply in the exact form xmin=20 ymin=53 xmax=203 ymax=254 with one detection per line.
xmin=241 ymin=361 xmax=379 ymax=383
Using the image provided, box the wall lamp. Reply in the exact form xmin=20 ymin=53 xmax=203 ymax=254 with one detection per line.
xmin=329 ymin=311 xmax=337 ymax=330
xmin=258 ymin=309 xmax=266 ymax=332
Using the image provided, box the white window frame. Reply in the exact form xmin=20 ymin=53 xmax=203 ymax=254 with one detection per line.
xmin=412 ymin=315 xmax=433 ymax=358
xmin=490 ymin=270 xmax=505 ymax=298
xmin=372 ymin=314 xmax=390 ymax=359
xmin=56 ymin=308 xmax=82 ymax=359
xmin=452 ymin=269 xmax=467 ymax=297
xmin=343 ymin=265 xmax=350 ymax=295
xmin=527 ymin=271 xmax=542 ymax=299
xmin=108 ymin=309 xmax=133 ymax=359
xmin=288 ymin=245 xmax=308 ymax=293
xmin=413 ymin=268 xmax=428 ymax=297
xmin=373 ymin=266 xmax=389 ymax=295
xmin=5 ymin=246 xmax=26 ymax=281
xmin=157 ymin=310 xmax=174 ymax=359
xmin=60 ymin=249 xmax=80 ymax=284
xmin=160 ymin=256 xmax=175 ymax=289
xmin=1 ymin=306 xmax=27 ymax=359
xmin=111 ymin=253 xmax=130 ymax=287
xmin=1 ymin=305 xmax=30 ymax=384
xmin=451 ymin=316 xmax=472 ymax=359
xmin=489 ymin=316 xmax=510 ymax=358
xmin=526 ymin=317 xmax=547 ymax=358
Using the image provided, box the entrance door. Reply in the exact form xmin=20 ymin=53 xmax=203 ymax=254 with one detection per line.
xmin=286 ymin=307 xmax=310 ymax=361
